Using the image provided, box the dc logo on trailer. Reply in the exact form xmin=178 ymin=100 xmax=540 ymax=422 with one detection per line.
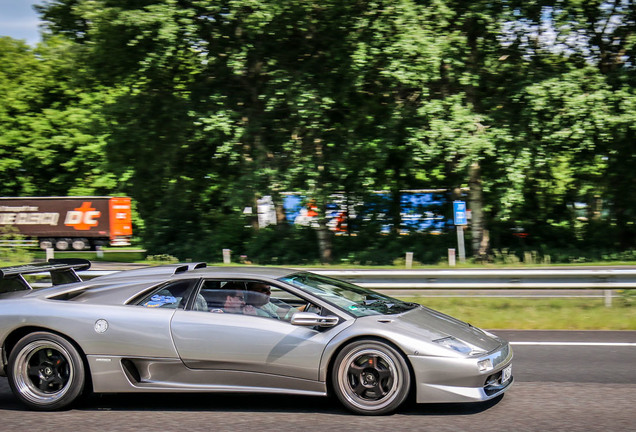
xmin=64 ymin=202 xmax=101 ymax=230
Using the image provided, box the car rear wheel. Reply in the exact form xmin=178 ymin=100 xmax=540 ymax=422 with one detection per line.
xmin=7 ymin=332 xmax=86 ymax=410
xmin=332 ymin=339 xmax=411 ymax=415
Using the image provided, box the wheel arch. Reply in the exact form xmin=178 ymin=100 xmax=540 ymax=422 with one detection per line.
xmin=2 ymin=326 xmax=93 ymax=392
xmin=324 ymin=335 xmax=416 ymax=401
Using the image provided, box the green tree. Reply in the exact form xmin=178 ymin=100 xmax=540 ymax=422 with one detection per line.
xmin=26 ymin=0 xmax=636 ymax=262
xmin=0 ymin=37 xmax=36 ymax=196
xmin=36 ymin=0 xmax=446 ymax=262
xmin=505 ymin=1 xmax=636 ymax=249
xmin=0 ymin=36 xmax=115 ymax=197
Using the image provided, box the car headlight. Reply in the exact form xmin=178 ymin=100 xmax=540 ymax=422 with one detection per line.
xmin=433 ymin=336 xmax=486 ymax=356
xmin=478 ymin=358 xmax=493 ymax=372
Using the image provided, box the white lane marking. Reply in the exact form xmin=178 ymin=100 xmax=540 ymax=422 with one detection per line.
xmin=511 ymin=341 xmax=636 ymax=347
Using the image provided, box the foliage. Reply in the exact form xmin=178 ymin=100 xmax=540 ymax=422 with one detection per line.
xmin=0 ymin=37 xmax=117 ymax=196
xmin=243 ymin=226 xmax=320 ymax=265
xmin=145 ymin=254 xmax=179 ymax=264
xmin=618 ymin=290 xmax=636 ymax=307
xmin=0 ymin=1 xmax=634 ymax=264
xmin=0 ymin=226 xmax=35 ymax=265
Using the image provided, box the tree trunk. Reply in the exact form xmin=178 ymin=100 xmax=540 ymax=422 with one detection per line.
xmin=469 ymin=161 xmax=488 ymax=260
xmin=271 ymin=191 xmax=288 ymax=226
xmin=316 ymin=216 xmax=333 ymax=264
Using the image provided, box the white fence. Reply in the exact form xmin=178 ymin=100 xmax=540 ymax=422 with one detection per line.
xmin=0 ymin=239 xmax=39 ymax=248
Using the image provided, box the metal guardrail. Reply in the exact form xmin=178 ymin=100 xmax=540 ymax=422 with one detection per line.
xmin=74 ymin=267 xmax=636 ymax=306
xmin=311 ymin=268 xmax=635 ymax=307
xmin=78 ymin=268 xmax=636 ymax=289
xmin=311 ymin=269 xmax=636 ymax=289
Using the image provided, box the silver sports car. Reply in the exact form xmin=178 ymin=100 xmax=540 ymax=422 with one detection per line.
xmin=0 ymin=259 xmax=512 ymax=414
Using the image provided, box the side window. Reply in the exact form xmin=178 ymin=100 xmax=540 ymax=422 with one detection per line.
xmin=137 ymin=280 xmax=196 ymax=309
xmin=194 ymin=279 xmax=320 ymax=321
xmin=195 ymin=280 xmax=247 ymax=314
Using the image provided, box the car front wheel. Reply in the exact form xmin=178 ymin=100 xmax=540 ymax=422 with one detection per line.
xmin=332 ymin=339 xmax=411 ymax=415
xmin=7 ymin=332 xmax=86 ymax=410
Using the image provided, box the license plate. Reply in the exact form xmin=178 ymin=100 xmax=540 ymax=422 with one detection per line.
xmin=501 ymin=364 xmax=512 ymax=383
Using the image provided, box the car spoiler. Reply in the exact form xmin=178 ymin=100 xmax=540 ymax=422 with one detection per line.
xmin=0 ymin=259 xmax=91 ymax=294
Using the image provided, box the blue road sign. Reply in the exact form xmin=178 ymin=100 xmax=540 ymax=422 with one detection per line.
xmin=453 ymin=201 xmax=467 ymax=225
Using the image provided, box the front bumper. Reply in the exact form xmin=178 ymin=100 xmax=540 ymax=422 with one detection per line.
xmin=409 ymin=342 xmax=513 ymax=403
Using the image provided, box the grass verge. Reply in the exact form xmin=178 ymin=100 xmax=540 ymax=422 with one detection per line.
xmin=403 ymin=297 xmax=636 ymax=330
xmin=31 ymin=250 xmax=147 ymax=262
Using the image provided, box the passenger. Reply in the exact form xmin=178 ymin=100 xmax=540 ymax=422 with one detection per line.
xmin=208 ymin=282 xmax=247 ymax=314
xmin=221 ymin=289 xmax=246 ymax=314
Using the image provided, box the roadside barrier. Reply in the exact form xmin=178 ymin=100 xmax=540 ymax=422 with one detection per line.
xmin=76 ymin=267 xmax=636 ymax=307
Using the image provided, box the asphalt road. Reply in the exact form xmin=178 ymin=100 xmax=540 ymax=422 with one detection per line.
xmin=0 ymin=330 xmax=634 ymax=432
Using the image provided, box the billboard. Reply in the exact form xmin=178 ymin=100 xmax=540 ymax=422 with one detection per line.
xmin=256 ymin=191 xmax=450 ymax=234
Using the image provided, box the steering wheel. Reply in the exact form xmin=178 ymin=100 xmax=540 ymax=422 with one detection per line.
xmin=302 ymin=302 xmax=321 ymax=314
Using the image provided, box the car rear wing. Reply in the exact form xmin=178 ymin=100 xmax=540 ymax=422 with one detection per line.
xmin=0 ymin=259 xmax=91 ymax=294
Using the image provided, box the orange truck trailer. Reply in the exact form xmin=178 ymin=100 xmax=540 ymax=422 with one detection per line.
xmin=0 ymin=197 xmax=133 ymax=250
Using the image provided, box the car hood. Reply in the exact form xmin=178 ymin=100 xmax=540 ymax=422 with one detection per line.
xmin=387 ymin=305 xmax=503 ymax=352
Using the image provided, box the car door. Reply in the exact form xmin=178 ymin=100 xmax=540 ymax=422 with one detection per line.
xmin=170 ymin=278 xmax=348 ymax=382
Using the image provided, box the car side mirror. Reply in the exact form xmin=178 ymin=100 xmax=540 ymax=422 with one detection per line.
xmin=291 ymin=312 xmax=339 ymax=327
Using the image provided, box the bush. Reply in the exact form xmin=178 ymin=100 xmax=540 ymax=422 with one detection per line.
xmin=0 ymin=227 xmax=34 ymax=266
xmin=243 ymin=226 xmax=320 ymax=265
xmin=137 ymin=211 xmax=636 ymax=266
xmin=145 ymin=254 xmax=179 ymax=264
xmin=330 ymin=232 xmax=455 ymax=266
xmin=618 ymin=289 xmax=636 ymax=306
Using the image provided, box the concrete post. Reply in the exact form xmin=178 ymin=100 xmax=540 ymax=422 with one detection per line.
xmin=448 ymin=248 xmax=456 ymax=267
xmin=405 ymin=252 xmax=413 ymax=269
xmin=222 ymin=249 xmax=231 ymax=264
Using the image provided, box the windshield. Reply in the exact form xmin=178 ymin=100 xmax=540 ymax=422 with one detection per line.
xmin=279 ymin=272 xmax=418 ymax=317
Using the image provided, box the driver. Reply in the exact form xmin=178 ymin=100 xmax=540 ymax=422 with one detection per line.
xmin=244 ymin=282 xmax=298 ymax=319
